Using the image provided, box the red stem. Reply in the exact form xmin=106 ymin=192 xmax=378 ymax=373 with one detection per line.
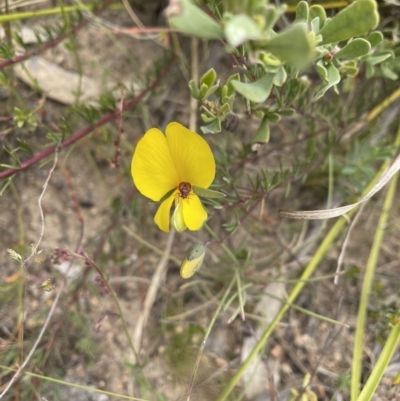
xmin=0 ymin=57 xmax=175 ymax=180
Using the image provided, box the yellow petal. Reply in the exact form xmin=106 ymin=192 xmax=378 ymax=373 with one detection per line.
xmin=165 ymin=122 xmax=215 ymax=189
xmin=171 ymin=199 xmax=187 ymax=232
xmin=182 ymin=194 xmax=208 ymax=231
xmin=132 ymin=128 xmax=180 ymax=201
xmin=154 ymin=192 xmax=176 ymax=232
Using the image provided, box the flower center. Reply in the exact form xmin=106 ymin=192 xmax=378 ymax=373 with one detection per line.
xmin=178 ymin=182 xmax=192 ymax=199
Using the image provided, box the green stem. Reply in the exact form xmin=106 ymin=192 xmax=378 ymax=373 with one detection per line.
xmin=356 ymin=323 xmax=400 ymax=401
xmin=351 ymin=121 xmax=400 ymax=400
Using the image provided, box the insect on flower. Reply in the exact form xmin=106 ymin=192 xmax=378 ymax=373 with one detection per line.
xmin=178 ymin=182 xmax=192 ymax=199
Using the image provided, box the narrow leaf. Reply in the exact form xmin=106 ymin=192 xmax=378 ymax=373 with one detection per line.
xmin=193 ymin=186 xmax=226 ymax=198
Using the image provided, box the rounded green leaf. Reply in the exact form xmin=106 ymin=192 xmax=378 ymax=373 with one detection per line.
xmin=273 ymin=66 xmax=287 ymax=87
xmin=266 ymin=112 xmax=281 ymax=123
xmin=167 ymin=0 xmax=224 ymax=40
xmin=200 ymin=118 xmax=222 ymax=134
xmin=188 ymin=80 xmax=200 ymax=99
xmin=295 ymin=1 xmax=309 ymax=22
xmin=200 ymin=68 xmax=217 ymax=87
xmin=366 ymin=31 xmax=383 ymax=47
xmin=278 ymin=108 xmax=295 ymax=117
xmin=316 ymin=62 xmax=328 ymax=81
xmin=309 ymin=5 xmax=326 ymax=29
xmin=319 ymin=0 xmax=379 ymax=45
xmin=264 ymin=6 xmax=280 ymax=31
xmin=252 ymin=117 xmax=270 ymax=148
xmin=231 ymin=74 xmax=274 ymax=103
xmin=224 ymin=14 xmax=262 ymax=47
xmin=335 ymin=38 xmax=371 ymax=59
xmin=264 ymin=23 xmax=314 ymax=66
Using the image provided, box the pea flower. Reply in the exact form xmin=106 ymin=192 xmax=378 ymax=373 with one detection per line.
xmin=131 ymin=122 xmax=216 ymax=232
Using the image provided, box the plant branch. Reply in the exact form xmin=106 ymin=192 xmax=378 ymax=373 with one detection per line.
xmin=0 ymin=56 xmax=175 ymax=180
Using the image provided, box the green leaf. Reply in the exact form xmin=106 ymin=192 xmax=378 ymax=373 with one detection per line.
xmin=200 ymin=68 xmax=217 ymax=87
xmin=264 ymin=23 xmax=314 ymax=66
xmin=188 ymin=80 xmax=200 ymax=99
xmin=264 ymin=6 xmax=280 ymax=31
xmin=341 ymin=63 xmax=359 ymax=78
xmin=273 ymin=66 xmax=287 ymax=87
xmin=200 ymin=118 xmax=222 ymax=134
xmin=295 ymin=1 xmax=309 ymax=22
xmin=16 ymin=138 xmax=34 ymax=155
xmin=335 ymin=38 xmax=371 ymax=59
xmin=364 ymin=52 xmax=392 ymax=66
xmin=319 ymin=0 xmax=379 ymax=45
xmin=0 ymin=177 xmax=13 ymax=196
xmin=316 ymin=61 xmax=328 ymax=81
xmin=266 ymin=112 xmax=280 ymax=123
xmin=193 ymin=186 xmax=226 ymax=198
xmin=202 ymin=84 xmax=219 ymax=100
xmin=309 ymin=5 xmax=326 ymax=29
xmin=381 ymin=64 xmax=398 ymax=80
xmin=313 ymin=63 xmax=341 ymax=101
xmin=252 ymin=116 xmax=270 ymax=152
xmin=278 ymin=108 xmax=295 ymax=117
xmin=231 ymin=74 xmax=274 ymax=103
xmin=201 ymin=113 xmax=216 ymax=123
xmin=0 ymin=163 xmax=20 ymax=169
xmin=259 ymin=52 xmax=283 ymax=67
xmin=224 ymin=14 xmax=262 ymax=47
xmin=167 ymin=0 xmax=224 ymax=40
xmin=366 ymin=31 xmax=383 ymax=47
xmin=310 ymin=17 xmax=320 ymax=35
xmin=226 ymin=73 xmax=240 ymax=96
xmin=219 ymin=103 xmax=230 ymax=113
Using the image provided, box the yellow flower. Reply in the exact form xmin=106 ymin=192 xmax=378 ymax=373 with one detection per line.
xmin=131 ymin=122 xmax=216 ymax=232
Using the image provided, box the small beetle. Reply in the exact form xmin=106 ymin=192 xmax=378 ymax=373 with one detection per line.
xmin=178 ymin=182 xmax=192 ymax=199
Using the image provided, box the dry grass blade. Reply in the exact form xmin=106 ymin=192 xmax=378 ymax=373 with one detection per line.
xmin=278 ymin=151 xmax=400 ymax=220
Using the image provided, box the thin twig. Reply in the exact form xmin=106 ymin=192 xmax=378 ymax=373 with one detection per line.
xmin=26 ymin=146 xmax=60 ymax=263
